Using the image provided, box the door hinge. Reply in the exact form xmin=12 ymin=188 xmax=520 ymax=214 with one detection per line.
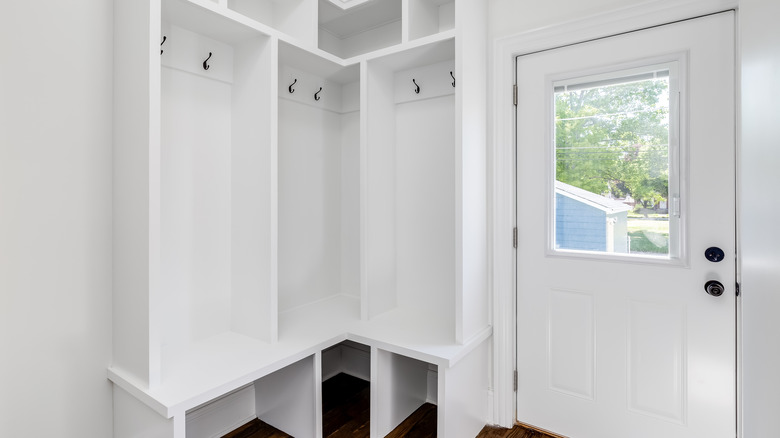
xmin=513 ymin=370 xmax=518 ymax=392
xmin=513 ymin=227 xmax=518 ymax=249
xmin=736 ymin=282 xmax=741 ymax=297
xmin=513 ymin=84 xmax=518 ymax=106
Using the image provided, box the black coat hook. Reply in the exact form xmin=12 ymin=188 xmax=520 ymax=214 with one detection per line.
xmin=160 ymin=36 xmax=167 ymax=55
xmin=203 ymin=52 xmax=212 ymax=70
xmin=450 ymin=71 xmax=455 ymax=87
xmin=413 ymin=79 xmax=420 ymax=94
xmin=314 ymin=87 xmax=322 ymax=101
xmin=288 ymin=79 xmax=297 ymax=93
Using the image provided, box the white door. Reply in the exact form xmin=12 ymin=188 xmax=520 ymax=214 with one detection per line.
xmin=515 ymin=12 xmax=735 ymax=438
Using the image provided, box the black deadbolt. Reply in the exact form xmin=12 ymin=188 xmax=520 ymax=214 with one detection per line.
xmin=704 ymin=247 xmax=725 ymax=263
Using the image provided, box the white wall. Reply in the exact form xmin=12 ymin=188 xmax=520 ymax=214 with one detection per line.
xmin=0 ymin=1 xmax=114 ymax=437
xmin=739 ymin=0 xmax=780 ymax=436
xmin=488 ymin=0 xmax=659 ymax=39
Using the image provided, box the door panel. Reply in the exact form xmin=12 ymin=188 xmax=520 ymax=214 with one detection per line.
xmin=516 ymin=12 xmax=735 ymax=438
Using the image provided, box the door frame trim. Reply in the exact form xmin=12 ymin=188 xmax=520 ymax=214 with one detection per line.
xmin=488 ymin=0 xmax=739 ymax=428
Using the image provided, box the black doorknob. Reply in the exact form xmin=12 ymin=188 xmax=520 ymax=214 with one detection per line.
xmin=704 ymin=280 xmax=725 ymax=297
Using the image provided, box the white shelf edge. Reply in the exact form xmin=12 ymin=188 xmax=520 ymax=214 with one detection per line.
xmin=165 ymin=337 xmax=347 ymax=417
xmin=348 ymin=324 xmax=492 ymax=369
xmin=108 ymin=367 xmax=171 ymax=418
xmin=108 ymin=321 xmax=492 ymax=418
xmin=345 ymin=29 xmax=456 ymax=64
xmin=278 ymin=34 xmax=352 ymax=68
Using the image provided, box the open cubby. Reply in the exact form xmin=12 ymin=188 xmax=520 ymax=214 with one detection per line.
xmin=228 ymin=0 xmax=317 ymax=45
xmin=318 ymin=0 xmax=402 ymax=59
xmin=322 ymin=340 xmax=371 ymax=381
xmin=321 ymin=341 xmax=372 ymax=436
xmin=184 ymin=355 xmax=317 ymax=438
xmin=375 ymin=349 xmax=438 ymax=437
xmin=407 ymin=0 xmax=455 ymax=41
xmin=254 ymin=355 xmax=318 ymax=437
xmin=158 ymin=19 xmax=276 ymax=353
xmin=363 ymin=39 xmax=456 ymax=335
xmin=277 ymin=42 xmax=361 ymax=323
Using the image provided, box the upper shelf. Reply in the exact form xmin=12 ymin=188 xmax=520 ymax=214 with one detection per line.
xmin=318 ymin=0 xmax=402 ymax=59
xmin=163 ymin=0 xmax=456 ymax=64
xmin=164 ymin=0 xmax=276 ymax=44
xmin=321 ymin=0 xmax=375 ymax=10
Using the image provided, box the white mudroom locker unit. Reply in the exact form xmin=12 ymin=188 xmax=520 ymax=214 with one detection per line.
xmin=110 ymin=0 xmax=490 ymax=437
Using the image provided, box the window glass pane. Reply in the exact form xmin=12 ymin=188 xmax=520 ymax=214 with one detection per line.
xmin=554 ymin=69 xmax=671 ymax=257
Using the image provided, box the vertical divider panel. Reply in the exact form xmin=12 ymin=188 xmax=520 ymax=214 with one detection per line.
xmin=230 ymin=35 xmax=278 ymax=343
xmin=315 ymin=350 xmax=324 ymax=438
xmin=360 ymin=60 xmax=369 ymax=321
xmin=454 ymin=0 xmax=488 ymax=344
xmin=438 ymin=338 xmax=489 ymax=438
xmin=148 ymin=0 xmax=163 ymax=391
xmin=255 ymin=355 xmax=318 ymax=438
xmin=363 ymin=60 xmax=398 ymax=319
xmin=113 ymin=0 xmax=161 ymax=389
xmin=341 ymin=80 xmax=362 ymax=301
xmin=407 ymin=0 xmax=440 ymax=40
xmin=369 ymin=346 xmax=380 ymax=437
xmin=374 ymin=349 xmax=431 ymax=437
xmin=269 ymin=37 xmax=280 ymax=343
xmin=401 ymin=0 xmax=411 ymax=43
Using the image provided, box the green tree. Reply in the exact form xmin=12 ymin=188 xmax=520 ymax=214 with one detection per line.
xmin=555 ymin=78 xmax=669 ymax=208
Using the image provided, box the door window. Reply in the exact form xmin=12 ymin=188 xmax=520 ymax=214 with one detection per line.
xmin=551 ymin=64 xmax=679 ymax=259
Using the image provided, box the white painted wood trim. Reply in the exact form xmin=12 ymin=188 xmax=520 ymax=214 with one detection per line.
xmin=185 ymin=384 xmax=255 ymax=438
xmin=488 ymin=0 xmax=740 ymax=427
xmin=732 ymin=8 xmax=743 ymax=438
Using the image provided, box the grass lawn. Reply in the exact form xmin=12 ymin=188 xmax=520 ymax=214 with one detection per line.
xmin=628 ymin=219 xmax=669 ymax=254
xmin=627 ymin=212 xmax=668 ymax=219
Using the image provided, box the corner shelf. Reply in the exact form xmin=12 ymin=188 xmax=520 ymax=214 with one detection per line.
xmin=109 ymin=294 xmax=491 ymax=419
xmin=318 ymin=0 xmax=402 ymax=59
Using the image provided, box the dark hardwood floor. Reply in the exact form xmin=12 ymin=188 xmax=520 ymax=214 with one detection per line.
xmin=384 ymin=402 xmax=436 ymax=438
xmin=322 ymin=373 xmax=371 ymax=437
xmin=475 ymin=424 xmax=562 ymax=438
xmin=222 ymin=373 xmax=561 ymax=438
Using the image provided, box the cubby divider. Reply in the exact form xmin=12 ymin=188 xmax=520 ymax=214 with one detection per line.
xmin=255 ymin=355 xmax=319 ymax=437
xmin=374 ymin=348 xmax=437 ymax=437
